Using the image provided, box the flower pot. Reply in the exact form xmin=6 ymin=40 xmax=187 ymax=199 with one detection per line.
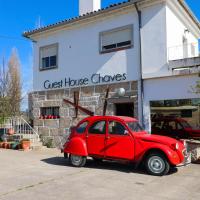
xmin=21 ymin=140 xmax=31 ymax=151
xmin=2 ymin=142 xmax=8 ymax=149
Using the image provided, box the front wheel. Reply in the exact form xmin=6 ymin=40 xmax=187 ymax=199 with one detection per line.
xmin=145 ymin=153 xmax=170 ymax=176
xmin=69 ymin=154 xmax=87 ymax=167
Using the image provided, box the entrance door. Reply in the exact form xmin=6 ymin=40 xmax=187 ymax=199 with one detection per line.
xmin=105 ymin=120 xmax=134 ymax=160
xmin=115 ymin=103 xmax=134 ymax=117
xmin=87 ymin=120 xmax=106 ymax=157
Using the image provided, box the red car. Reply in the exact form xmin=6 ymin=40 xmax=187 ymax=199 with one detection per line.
xmin=63 ymin=116 xmax=187 ymax=176
xmin=151 ymin=116 xmax=200 ymax=139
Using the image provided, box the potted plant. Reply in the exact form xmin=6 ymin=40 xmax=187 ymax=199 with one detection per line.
xmin=21 ymin=139 xmax=31 ymax=150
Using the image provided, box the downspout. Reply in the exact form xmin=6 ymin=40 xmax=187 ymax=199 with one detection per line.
xmin=134 ymin=2 xmax=144 ymax=127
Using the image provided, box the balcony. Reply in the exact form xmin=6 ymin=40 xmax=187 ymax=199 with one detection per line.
xmin=169 ymin=56 xmax=200 ymax=76
xmin=168 ymin=43 xmax=199 ymax=61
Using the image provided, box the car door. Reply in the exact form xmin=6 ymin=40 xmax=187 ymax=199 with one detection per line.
xmin=105 ymin=120 xmax=134 ymax=160
xmin=86 ymin=120 xmax=106 ymax=157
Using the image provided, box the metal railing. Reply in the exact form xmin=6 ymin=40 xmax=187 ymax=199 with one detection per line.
xmin=168 ymin=43 xmax=199 ymax=61
xmin=0 ymin=116 xmax=39 ymax=143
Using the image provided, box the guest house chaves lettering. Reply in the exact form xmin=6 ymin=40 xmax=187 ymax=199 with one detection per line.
xmin=44 ymin=73 xmax=127 ymax=89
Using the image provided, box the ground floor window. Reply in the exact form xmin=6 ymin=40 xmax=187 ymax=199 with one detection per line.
xmin=150 ymin=98 xmax=200 ymax=139
xmin=40 ymin=107 xmax=60 ymax=119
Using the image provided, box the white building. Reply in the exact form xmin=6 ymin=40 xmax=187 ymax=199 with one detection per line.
xmin=24 ymin=0 xmax=200 ymax=145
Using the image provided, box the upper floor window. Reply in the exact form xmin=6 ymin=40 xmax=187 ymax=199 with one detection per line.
xmin=100 ymin=25 xmax=133 ymax=53
xmin=40 ymin=44 xmax=58 ymax=70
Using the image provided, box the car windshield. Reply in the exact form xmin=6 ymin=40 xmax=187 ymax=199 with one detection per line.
xmin=181 ymin=121 xmax=192 ymax=129
xmin=126 ymin=122 xmax=144 ymax=132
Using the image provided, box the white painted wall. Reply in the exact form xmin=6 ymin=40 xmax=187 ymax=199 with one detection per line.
xmin=33 ymin=11 xmax=140 ymax=91
xmin=143 ymin=75 xmax=200 ymax=131
xmin=141 ymin=2 xmax=168 ymax=79
xmin=31 ymin=0 xmax=200 ymax=91
xmin=166 ymin=3 xmax=199 ymax=61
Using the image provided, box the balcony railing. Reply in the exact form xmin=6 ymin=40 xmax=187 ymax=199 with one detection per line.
xmin=168 ymin=43 xmax=199 ymax=61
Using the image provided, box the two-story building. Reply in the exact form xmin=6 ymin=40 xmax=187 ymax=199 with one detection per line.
xmin=24 ymin=0 xmax=200 ymax=146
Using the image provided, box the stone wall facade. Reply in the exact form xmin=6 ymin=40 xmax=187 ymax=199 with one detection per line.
xmin=29 ymin=81 xmax=138 ymax=148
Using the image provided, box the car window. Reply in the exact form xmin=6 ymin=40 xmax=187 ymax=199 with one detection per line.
xmin=152 ymin=121 xmax=163 ymax=130
xmin=76 ymin=121 xmax=88 ymax=134
xmin=109 ymin=121 xmax=127 ymax=135
xmin=177 ymin=123 xmax=183 ymax=130
xmin=88 ymin=121 xmax=106 ymax=134
xmin=127 ymin=121 xmax=144 ymax=132
xmin=163 ymin=121 xmax=176 ymax=131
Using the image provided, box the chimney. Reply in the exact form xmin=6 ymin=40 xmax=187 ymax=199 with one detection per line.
xmin=79 ymin=0 xmax=101 ymax=16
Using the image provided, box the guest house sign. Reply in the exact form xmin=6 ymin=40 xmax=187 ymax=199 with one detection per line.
xmin=43 ymin=73 xmax=127 ymax=89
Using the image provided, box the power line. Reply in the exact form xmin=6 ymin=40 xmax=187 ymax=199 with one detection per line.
xmin=0 ymin=35 xmax=30 ymax=42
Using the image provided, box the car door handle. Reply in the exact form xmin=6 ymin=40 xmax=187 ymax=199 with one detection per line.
xmin=106 ymin=136 xmax=110 ymax=140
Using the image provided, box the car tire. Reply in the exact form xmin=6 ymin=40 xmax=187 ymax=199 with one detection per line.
xmin=145 ymin=153 xmax=170 ymax=176
xmin=69 ymin=154 xmax=87 ymax=167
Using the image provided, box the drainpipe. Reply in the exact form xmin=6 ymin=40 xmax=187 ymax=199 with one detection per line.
xmin=134 ymin=2 xmax=144 ymax=127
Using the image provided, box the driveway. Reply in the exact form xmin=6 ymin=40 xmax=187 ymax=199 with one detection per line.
xmin=0 ymin=149 xmax=199 ymax=200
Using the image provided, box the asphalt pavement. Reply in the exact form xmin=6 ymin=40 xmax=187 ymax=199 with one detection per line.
xmin=0 ymin=149 xmax=199 ymax=200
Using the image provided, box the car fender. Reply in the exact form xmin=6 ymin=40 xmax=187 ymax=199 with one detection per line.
xmin=64 ymin=137 xmax=88 ymax=156
xmin=140 ymin=144 xmax=182 ymax=166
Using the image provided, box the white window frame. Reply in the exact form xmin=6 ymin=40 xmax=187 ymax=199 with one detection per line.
xmin=99 ymin=24 xmax=133 ymax=54
xmin=39 ymin=43 xmax=58 ymax=71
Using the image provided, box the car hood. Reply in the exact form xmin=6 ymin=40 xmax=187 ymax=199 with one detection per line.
xmin=134 ymin=132 xmax=179 ymax=146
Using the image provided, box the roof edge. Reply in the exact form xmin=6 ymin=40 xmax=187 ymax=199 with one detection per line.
xmin=178 ymin=0 xmax=200 ymax=31
xmin=23 ymin=0 xmax=136 ymax=38
xmin=23 ymin=0 xmax=200 ymax=38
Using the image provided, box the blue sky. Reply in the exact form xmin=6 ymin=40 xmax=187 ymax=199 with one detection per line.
xmin=0 ymin=0 xmax=199 ymax=110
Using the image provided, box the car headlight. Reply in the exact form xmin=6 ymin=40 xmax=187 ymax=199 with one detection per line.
xmin=171 ymin=143 xmax=179 ymax=151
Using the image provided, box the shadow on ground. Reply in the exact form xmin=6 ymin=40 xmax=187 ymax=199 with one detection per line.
xmin=41 ymin=156 xmax=178 ymax=175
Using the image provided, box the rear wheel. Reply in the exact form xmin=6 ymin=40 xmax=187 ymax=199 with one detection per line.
xmin=69 ymin=154 xmax=87 ymax=167
xmin=145 ymin=153 xmax=170 ymax=176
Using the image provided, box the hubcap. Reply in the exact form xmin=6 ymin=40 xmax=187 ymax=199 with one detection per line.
xmin=71 ymin=155 xmax=82 ymax=166
xmin=148 ymin=156 xmax=165 ymax=174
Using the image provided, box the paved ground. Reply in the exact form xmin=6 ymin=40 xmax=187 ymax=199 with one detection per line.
xmin=0 ymin=149 xmax=200 ymax=200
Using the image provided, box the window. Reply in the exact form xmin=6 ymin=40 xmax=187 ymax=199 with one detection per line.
xmin=150 ymin=98 xmax=200 ymax=139
xmin=88 ymin=121 xmax=106 ymax=134
xmin=100 ymin=25 xmax=133 ymax=53
xmin=109 ymin=121 xmax=127 ymax=135
xmin=40 ymin=44 xmax=58 ymax=70
xmin=40 ymin=107 xmax=60 ymax=119
xmin=76 ymin=122 xmax=88 ymax=134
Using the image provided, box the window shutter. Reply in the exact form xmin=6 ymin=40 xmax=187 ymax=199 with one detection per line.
xmin=41 ymin=45 xmax=57 ymax=58
xmin=102 ymin=28 xmax=132 ymax=47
